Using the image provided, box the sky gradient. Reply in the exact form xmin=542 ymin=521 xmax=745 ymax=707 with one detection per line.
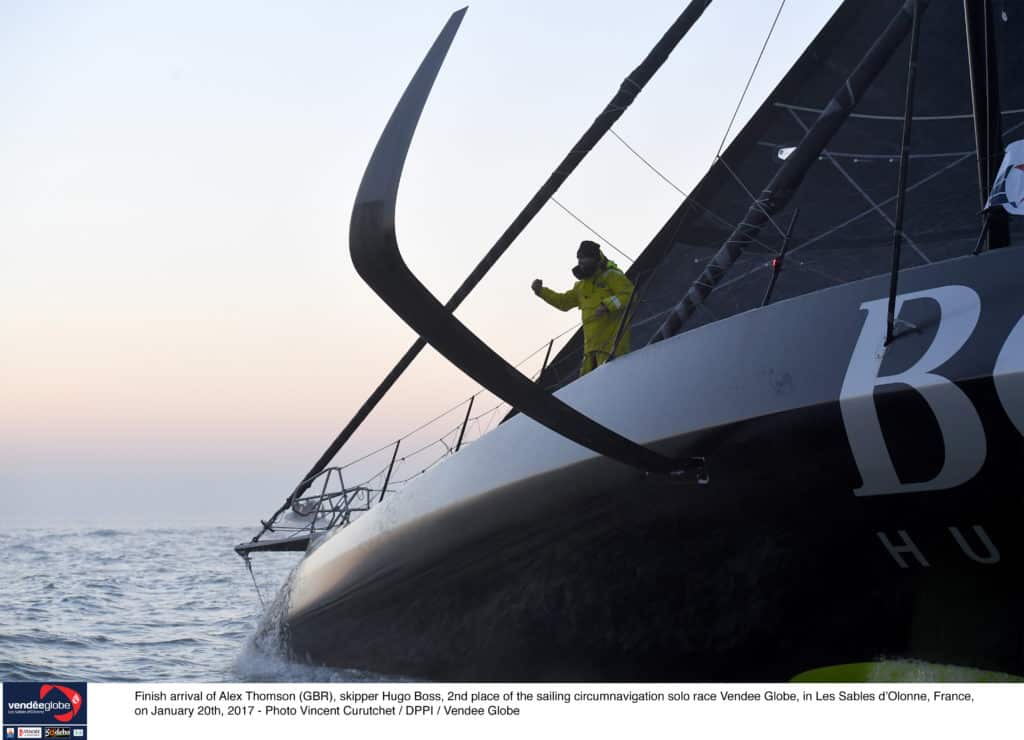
xmin=1 ymin=0 xmax=841 ymax=527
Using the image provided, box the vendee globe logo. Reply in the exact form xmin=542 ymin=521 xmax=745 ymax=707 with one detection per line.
xmin=3 ymin=682 xmax=87 ymax=728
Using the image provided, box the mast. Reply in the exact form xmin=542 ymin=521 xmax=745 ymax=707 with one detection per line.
xmin=964 ymin=0 xmax=1009 ymax=249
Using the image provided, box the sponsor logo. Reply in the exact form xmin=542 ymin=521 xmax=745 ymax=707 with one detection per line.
xmin=17 ymin=729 xmax=43 ymax=739
xmin=840 ymin=287 xmax=1024 ymax=570
xmin=842 ymin=285 xmax=1024 ymax=504
xmin=6 ymin=729 xmax=14 ymax=738
xmin=3 ymin=683 xmax=87 ymax=728
xmin=45 ymin=730 xmax=72 ymax=739
xmin=986 ymin=139 xmax=1024 ymax=215
xmin=72 ymin=733 xmax=82 ymax=739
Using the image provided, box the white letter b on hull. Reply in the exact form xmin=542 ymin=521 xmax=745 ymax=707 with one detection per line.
xmin=840 ymin=286 xmax=985 ymax=496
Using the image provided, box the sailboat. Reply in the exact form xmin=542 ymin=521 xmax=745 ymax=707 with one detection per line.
xmin=237 ymin=0 xmax=1024 ymax=681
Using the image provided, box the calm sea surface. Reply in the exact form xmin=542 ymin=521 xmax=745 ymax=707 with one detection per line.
xmin=0 ymin=526 xmax=389 ymax=682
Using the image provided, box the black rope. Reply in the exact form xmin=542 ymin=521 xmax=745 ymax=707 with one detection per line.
xmin=550 ymin=197 xmax=635 ymax=262
xmin=243 ymin=554 xmax=266 ymax=609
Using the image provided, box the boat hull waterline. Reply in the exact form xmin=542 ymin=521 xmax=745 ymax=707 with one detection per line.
xmin=274 ymin=248 xmax=1024 ymax=681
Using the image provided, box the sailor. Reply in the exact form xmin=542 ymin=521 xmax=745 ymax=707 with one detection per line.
xmin=532 ymin=240 xmax=634 ymax=376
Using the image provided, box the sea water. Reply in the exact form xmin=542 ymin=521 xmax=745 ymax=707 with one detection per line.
xmin=0 ymin=526 xmax=388 ymax=682
xmin=1 ymin=526 xmax=994 ymax=684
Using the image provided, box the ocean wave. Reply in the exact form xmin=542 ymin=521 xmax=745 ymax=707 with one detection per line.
xmin=0 ymin=527 xmax=312 ymax=681
xmin=83 ymin=528 xmax=126 ymax=538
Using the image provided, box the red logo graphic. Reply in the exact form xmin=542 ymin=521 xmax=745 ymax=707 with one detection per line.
xmin=39 ymin=685 xmax=82 ymax=723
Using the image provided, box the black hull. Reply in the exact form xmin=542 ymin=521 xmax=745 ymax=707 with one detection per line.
xmin=282 ymin=249 xmax=1024 ymax=680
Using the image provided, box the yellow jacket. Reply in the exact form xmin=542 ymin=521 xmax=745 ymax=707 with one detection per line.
xmin=536 ymin=260 xmax=634 ymax=374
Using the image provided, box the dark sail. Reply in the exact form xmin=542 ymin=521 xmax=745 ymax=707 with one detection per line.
xmin=538 ymin=0 xmax=1024 ymax=389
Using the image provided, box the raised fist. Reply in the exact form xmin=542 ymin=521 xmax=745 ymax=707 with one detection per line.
xmin=531 ymin=279 xmax=543 ymax=294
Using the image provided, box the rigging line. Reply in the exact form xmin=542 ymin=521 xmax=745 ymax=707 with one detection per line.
xmin=784 ymin=107 xmax=932 ymax=264
xmin=713 ymin=0 xmax=787 ymax=161
xmin=373 ymin=394 xmax=513 ymax=475
xmin=607 ymin=129 xmax=777 ymax=251
xmin=632 ymin=307 xmax=676 ymax=329
xmin=243 ymin=556 xmax=266 ymax=609
xmin=715 ymin=156 xmax=788 ymax=238
xmin=507 ymin=325 xmax=579 ymax=369
xmin=339 ymin=327 xmax=583 ymax=477
xmin=354 ymin=465 xmax=391 ymax=491
xmin=830 ymin=150 xmax=972 ymax=160
xmin=389 ymin=460 xmax=442 ymax=488
xmin=550 ymin=197 xmax=635 ymax=262
xmin=336 ymin=323 xmax=581 ymax=471
xmin=609 ymin=128 xmax=687 ymax=196
xmin=785 ymin=259 xmax=846 ymax=285
xmin=471 ymin=400 xmax=509 ymax=425
xmin=792 ymin=112 xmax=1024 ymax=253
xmin=700 ymin=0 xmax=788 ymax=243
xmin=397 ymin=396 xmax=480 ymax=441
xmin=756 ymin=141 xmax=976 ymax=160
xmin=336 ymin=439 xmax=402 ymax=472
xmin=529 ymin=323 xmax=580 ymax=353
xmin=773 ymin=102 xmax=1024 ymax=121
xmin=399 ymin=437 xmax=448 ymax=463
xmin=705 ymin=116 xmax=1024 ymax=295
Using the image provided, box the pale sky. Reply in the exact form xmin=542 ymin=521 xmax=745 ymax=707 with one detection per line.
xmin=1 ymin=0 xmax=840 ymax=527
